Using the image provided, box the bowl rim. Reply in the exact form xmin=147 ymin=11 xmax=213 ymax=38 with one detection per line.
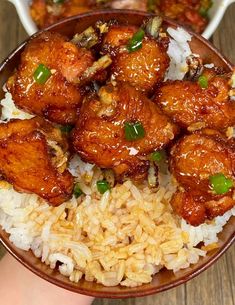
xmin=0 ymin=9 xmax=235 ymax=298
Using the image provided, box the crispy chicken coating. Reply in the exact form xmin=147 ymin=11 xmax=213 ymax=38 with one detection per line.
xmin=170 ymin=129 xmax=235 ymax=225
xmin=0 ymin=118 xmax=74 ymax=205
xmin=7 ymin=32 xmax=94 ymax=125
xmin=72 ymin=83 xmax=179 ymax=180
xmin=102 ymin=25 xmax=169 ymax=95
xmin=155 ymin=70 xmax=235 ymax=131
xmin=170 ymin=190 xmax=234 ymax=226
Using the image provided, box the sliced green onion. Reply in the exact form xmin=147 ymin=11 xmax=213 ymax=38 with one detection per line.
xmin=199 ymin=6 xmax=208 ymax=17
xmin=33 ymin=64 xmax=51 ymax=84
xmin=198 ymin=75 xmax=208 ymax=89
xmin=150 ymin=150 xmax=168 ymax=174
xmin=127 ymin=29 xmax=145 ymax=53
xmin=124 ymin=121 xmax=145 ymax=141
xmin=97 ymin=180 xmax=110 ymax=194
xmin=209 ymin=173 xmax=233 ymax=195
xmin=147 ymin=0 xmax=157 ymax=12
xmin=73 ymin=183 xmax=83 ymax=198
xmin=199 ymin=0 xmax=212 ymax=17
xmin=150 ymin=151 xmax=164 ymax=162
xmin=60 ymin=125 xmax=73 ymax=134
xmin=53 ymin=0 xmax=65 ymax=3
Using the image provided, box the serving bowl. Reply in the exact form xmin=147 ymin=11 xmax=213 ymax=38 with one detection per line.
xmin=8 ymin=0 xmax=235 ymax=38
xmin=0 ymin=10 xmax=235 ymax=298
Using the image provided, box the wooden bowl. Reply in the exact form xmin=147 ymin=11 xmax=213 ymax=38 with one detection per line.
xmin=0 ymin=10 xmax=234 ymax=299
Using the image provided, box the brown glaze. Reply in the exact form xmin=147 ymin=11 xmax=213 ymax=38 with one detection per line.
xmin=0 ymin=118 xmax=74 ymax=205
xmin=7 ymin=31 xmax=94 ymax=125
xmin=102 ymin=25 xmax=170 ymax=94
xmin=0 ymin=10 xmax=234 ymax=298
xmin=154 ymin=72 xmax=235 ymax=130
xmin=72 ymin=82 xmax=178 ymax=181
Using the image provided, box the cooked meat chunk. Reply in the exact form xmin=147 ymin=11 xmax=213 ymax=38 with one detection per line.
xmin=102 ymin=25 xmax=169 ymax=94
xmin=171 ymin=190 xmax=234 ymax=226
xmin=155 ymin=70 xmax=235 ymax=130
xmin=7 ymin=32 xmax=94 ymax=125
xmin=30 ymin=0 xmax=209 ymax=34
xmin=170 ymin=129 xmax=235 ymax=198
xmin=30 ymin=0 xmax=95 ymax=29
xmin=0 ymin=118 xmax=74 ymax=205
xmin=72 ymin=83 xmax=179 ymax=180
xmin=158 ymin=0 xmax=208 ymax=34
xmin=170 ymin=191 xmax=207 ymax=226
xmin=170 ymin=129 xmax=235 ymax=225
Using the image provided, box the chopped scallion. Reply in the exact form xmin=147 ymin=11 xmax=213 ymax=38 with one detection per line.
xmin=60 ymin=125 xmax=73 ymax=134
xmin=209 ymin=173 xmax=233 ymax=195
xmin=73 ymin=183 xmax=83 ymax=198
xmin=124 ymin=121 xmax=145 ymax=141
xmin=127 ymin=29 xmax=145 ymax=53
xmin=147 ymin=0 xmax=157 ymax=12
xmin=199 ymin=0 xmax=212 ymax=17
xmin=150 ymin=151 xmax=164 ymax=162
xmin=198 ymin=75 xmax=208 ymax=89
xmin=33 ymin=64 xmax=51 ymax=84
xmin=53 ymin=0 xmax=65 ymax=4
xmin=97 ymin=180 xmax=110 ymax=194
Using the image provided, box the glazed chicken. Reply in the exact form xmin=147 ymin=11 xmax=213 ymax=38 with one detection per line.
xmin=72 ymin=83 xmax=179 ymax=180
xmin=102 ymin=24 xmax=169 ymax=95
xmin=30 ymin=0 xmax=96 ymax=29
xmin=157 ymin=0 xmax=209 ymax=34
xmin=30 ymin=0 xmax=211 ymax=34
xmin=7 ymin=31 xmax=95 ymax=125
xmin=154 ymin=69 xmax=235 ymax=131
xmin=0 ymin=118 xmax=74 ymax=205
xmin=170 ymin=129 xmax=235 ymax=225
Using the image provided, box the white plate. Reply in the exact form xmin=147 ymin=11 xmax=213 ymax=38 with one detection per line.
xmin=7 ymin=0 xmax=235 ymax=38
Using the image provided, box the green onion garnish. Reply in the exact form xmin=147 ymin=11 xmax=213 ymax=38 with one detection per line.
xmin=198 ymin=75 xmax=208 ymax=89
xmin=124 ymin=121 xmax=145 ymax=141
xmin=33 ymin=64 xmax=51 ymax=84
xmin=127 ymin=29 xmax=145 ymax=53
xmin=97 ymin=180 xmax=110 ymax=194
xmin=199 ymin=0 xmax=212 ymax=17
xmin=53 ymin=0 xmax=65 ymax=3
xmin=209 ymin=173 xmax=233 ymax=195
xmin=147 ymin=0 xmax=157 ymax=12
xmin=60 ymin=125 xmax=73 ymax=134
xmin=199 ymin=7 xmax=208 ymax=17
xmin=150 ymin=151 xmax=164 ymax=162
xmin=73 ymin=183 xmax=83 ymax=198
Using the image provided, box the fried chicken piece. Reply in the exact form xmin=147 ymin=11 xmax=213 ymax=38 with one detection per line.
xmin=30 ymin=0 xmax=208 ymax=34
xmin=102 ymin=25 xmax=169 ymax=95
xmin=170 ymin=129 xmax=235 ymax=225
xmin=170 ymin=129 xmax=235 ymax=198
xmin=155 ymin=70 xmax=235 ymax=131
xmin=158 ymin=0 xmax=208 ymax=34
xmin=0 ymin=118 xmax=74 ymax=205
xmin=72 ymin=83 xmax=179 ymax=180
xmin=30 ymin=0 xmax=95 ymax=29
xmin=170 ymin=190 xmax=234 ymax=226
xmin=7 ymin=32 xmax=95 ymax=125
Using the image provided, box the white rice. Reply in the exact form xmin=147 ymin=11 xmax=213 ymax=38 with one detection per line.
xmin=165 ymin=27 xmax=192 ymax=80
xmin=0 ymin=157 xmax=234 ymax=286
xmin=1 ymin=87 xmax=34 ymax=121
xmin=0 ymin=27 xmax=234 ymax=287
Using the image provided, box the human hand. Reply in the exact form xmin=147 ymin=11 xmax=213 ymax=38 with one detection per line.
xmin=0 ymin=253 xmax=94 ymax=305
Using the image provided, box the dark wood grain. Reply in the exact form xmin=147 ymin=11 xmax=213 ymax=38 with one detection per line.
xmin=0 ymin=1 xmax=234 ymax=304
